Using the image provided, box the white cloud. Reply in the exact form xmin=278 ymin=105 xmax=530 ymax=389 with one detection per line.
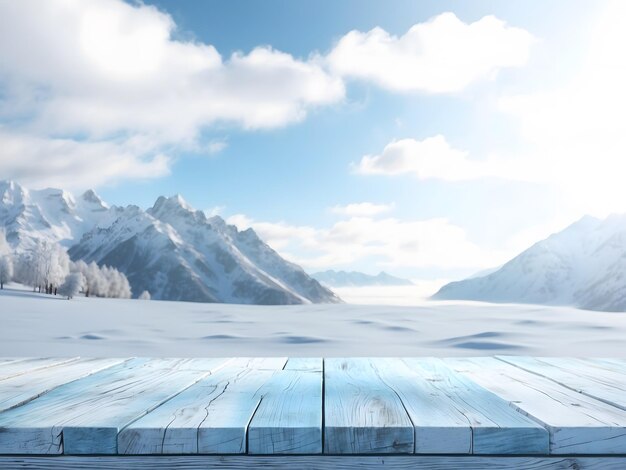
xmin=0 ymin=2 xmax=536 ymax=189
xmin=0 ymin=0 xmax=344 ymax=188
xmin=0 ymin=1 xmax=344 ymax=138
xmin=193 ymin=140 xmax=228 ymax=156
xmin=330 ymin=202 xmax=394 ymax=217
xmin=355 ymin=135 xmax=514 ymax=181
xmin=227 ymin=213 xmax=505 ymax=271
xmin=0 ymin=130 xmax=169 ymax=189
xmin=327 ymin=12 xmax=534 ymax=93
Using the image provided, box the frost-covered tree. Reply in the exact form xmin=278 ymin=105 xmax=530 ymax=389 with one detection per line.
xmin=70 ymin=260 xmax=132 ymax=299
xmin=58 ymin=272 xmax=84 ymax=300
xmin=101 ymin=265 xmax=132 ymax=298
xmin=0 ymin=255 xmax=13 ymax=289
xmin=14 ymin=250 xmax=42 ymax=291
xmin=138 ymin=290 xmax=151 ymax=300
xmin=40 ymin=241 xmax=70 ymax=293
xmin=73 ymin=260 xmax=98 ymax=297
xmin=15 ymin=240 xmax=70 ymax=293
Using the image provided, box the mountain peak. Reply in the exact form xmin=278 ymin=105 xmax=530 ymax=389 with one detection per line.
xmin=151 ymin=194 xmax=193 ymax=213
xmin=81 ymin=189 xmax=107 ymax=208
xmin=172 ymin=193 xmax=189 ymax=207
xmin=38 ymin=187 xmax=76 ymax=209
xmin=0 ymin=180 xmax=27 ymax=202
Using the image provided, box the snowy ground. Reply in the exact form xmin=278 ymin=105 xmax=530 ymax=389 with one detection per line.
xmin=1 ymin=284 xmax=625 ymax=357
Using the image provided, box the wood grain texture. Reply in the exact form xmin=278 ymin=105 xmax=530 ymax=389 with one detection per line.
xmin=498 ymin=356 xmax=626 ymax=411
xmin=0 ymin=455 xmax=624 ymax=469
xmin=368 ymin=358 xmax=470 ymax=454
xmin=584 ymin=358 xmax=626 ymax=376
xmin=446 ymin=357 xmax=626 ymax=455
xmin=283 ymin=358 xmax=323 ymax=372
xmin=0 ymin=357 xmax=80 ymax=381
xmin=248 ymin=368 xmax=322 ymax=454
xmin=396 ymin=358 xmax=548 ymax=454
xmin=0 ymin=358 xmax=127 ymax=412
xmin=324 ymin=358 xmax=413 ymax=454
xmin=118 ymin=357 xmax=287 ymax=454
xmin=0 ymin=358 xmax=231 ymax=455
xmin=0 ymin=356 xmax=625 ymax=458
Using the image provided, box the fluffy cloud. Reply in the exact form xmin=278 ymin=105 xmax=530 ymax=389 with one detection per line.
xmin=0 ymin=1 xmax=344 ymax=138
xmin=0 ymin=0 xmax=344 ymax=188
xmin=0 ymin=1 xmax=535 ymax=189
xmin=228 ymin=213 xmax=505 ymax=271
xmin=0 ymin=130 xmax=169 ymax=189
xmin=327 ymin=12 xmax=534 ymax=93
xmin=330 ymin=202 xmax=394 ymax=217
xmin=354 ymin=135 xmax=515 ymax=181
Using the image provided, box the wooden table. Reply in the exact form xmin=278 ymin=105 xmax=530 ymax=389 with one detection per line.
xmin=0 ymin=357 xmax=624 ymax=468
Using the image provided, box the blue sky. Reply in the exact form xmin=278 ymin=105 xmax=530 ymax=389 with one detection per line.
xmin=1 ymin=0 xmax=624 ymax=282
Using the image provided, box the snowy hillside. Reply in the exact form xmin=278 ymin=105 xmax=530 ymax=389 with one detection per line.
xmin=432 ymin=214 xmax=626 ymax=311
xmin=312 ymin=270 xmax=413 ymax=287
xmin=1 ymin=181 xmax=340 ymax=305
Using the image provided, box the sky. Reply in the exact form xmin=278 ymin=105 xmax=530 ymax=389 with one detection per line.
xmin=1 ymin=0 xmax=625 ymax=284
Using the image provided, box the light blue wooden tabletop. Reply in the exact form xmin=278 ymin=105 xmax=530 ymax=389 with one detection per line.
xmin=0 ymin=356 xmax=625 ymax=459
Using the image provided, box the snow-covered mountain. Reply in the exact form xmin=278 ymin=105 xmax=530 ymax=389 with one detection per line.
xmin=0 ymin=181 xmax=340 ymax=305
xmin=432 ymin=214 xmax=626 ymax=311
xmin=312 ymin=270 xmax=413 ymax=287
xmin=0 ymin=180 xmax=112 ymax=250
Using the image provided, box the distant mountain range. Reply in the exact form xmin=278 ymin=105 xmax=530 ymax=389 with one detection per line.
xmin=433 ymin=214 xmax=626 ymax=312
xmin=312 ymin=270 xmax=413 ymax=287
xmin=0 ymin=180 xmax=340 ymax=305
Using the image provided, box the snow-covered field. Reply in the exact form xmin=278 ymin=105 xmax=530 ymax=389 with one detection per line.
xmin=1 ymin=284 xmax=625 ymax=357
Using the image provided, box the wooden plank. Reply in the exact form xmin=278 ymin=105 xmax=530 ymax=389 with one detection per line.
xmin=446 ymin=357 xmax=626 ymax=454
xmin=199 ymin=358 xmax=288 ymax=454
xmin=498 ymin=356 xmax=626 ymax=410
xmin=118 ymin=357 xmax=287 ymax=454
xmin=283 ymin=357 xmax=322 ymax=372
xmin=588 ymin=358 xmax=626 ymax=375
xmin=390 ymin=358 xmax=547 ymax=454
xmin=0 ymin=358 xmax=231 ymax=454
xmin=1 ymin=455 xmax=625 ymax=469
xmin=323 ymin=358 xmax=413 ymax=454
xmin=0 ymin=358 xmax=128 ymax=412
xmin=247 ymin=367 xmax=322 ymax=454
xmin=376 ymin=358 xmax=470 ymax=454
xmin=0 ymin=357 xmax=80 ymax=381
